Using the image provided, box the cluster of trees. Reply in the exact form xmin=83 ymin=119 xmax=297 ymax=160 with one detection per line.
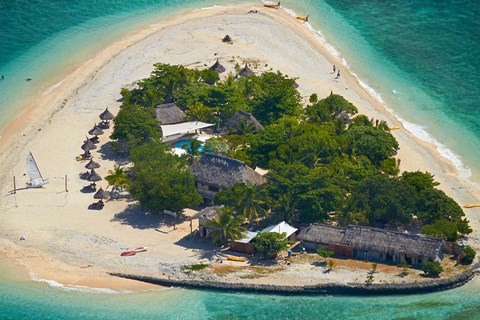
xmin=109 ymin=62 xmax=471 ymax=243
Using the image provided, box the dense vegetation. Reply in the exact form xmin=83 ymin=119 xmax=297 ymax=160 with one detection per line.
xmin=111 ymin=63 xmax=471 ymax=242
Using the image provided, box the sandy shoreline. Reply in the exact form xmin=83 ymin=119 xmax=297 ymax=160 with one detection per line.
xmin=0 ymin=3 xmax=479 ymax=291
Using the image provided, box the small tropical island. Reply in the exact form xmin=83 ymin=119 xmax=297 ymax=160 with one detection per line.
xmin=0 ymin=5 xmax=478 ymax=293
xmin=102 ymin=60 xmax=477 ymax=292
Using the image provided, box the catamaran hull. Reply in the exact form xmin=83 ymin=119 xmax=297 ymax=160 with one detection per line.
xmin=27 ymin=178 xmax=49 ymax=188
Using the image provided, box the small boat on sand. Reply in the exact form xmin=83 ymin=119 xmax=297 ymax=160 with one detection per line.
xmin=134 ymin=247 xmax=148 ymax=252
xmin=264 ymin=1 xmax=280 ymax=9
xmin=296 ymin=15 xmax=309 ymax=22
xmin=464 ymin=204 xmax=480 ymax=208
xmin=120 ymin=250 xmax=137 ymax=256
xmin=226 ymin=255 xmax=247 ymax=262
xmin=388 ymin=126 xmax=401 ymax=131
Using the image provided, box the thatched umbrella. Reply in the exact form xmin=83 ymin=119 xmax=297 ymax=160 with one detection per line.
xmin=87 ymin=169 xmax=102 ymax=187
xmin=94 ymin=187 xmax=108 ymax=199
xmin=209 ymin=59 xmax=226 ymax=73
xmin=85 ymin=158 xmax=100 ymax=170
xmin=238 ymin=63 xmax=255 ymax=77
xmin=81 ymin=138 xmax=97 ymax=152
xmin=88 ymin=124 xmax=104 ymax=136
xmin=99 ymin=108 xmax=114 ymax=127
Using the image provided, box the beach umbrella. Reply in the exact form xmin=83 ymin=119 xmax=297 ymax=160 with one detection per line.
xmin=87 ymin=169 xmax=102 ymax=183
xmin=81 ymin=138 xmax=97 ymax=151
xmin=85 ymin=158 xmax=100 ymax=170
xmin=209 ymin=59 xmax=226 ymax=73
xmin=99 ymin=108 xmax=114 ymax=121
xmin=238 ymin=63 xmax=255 ymax=77
xmin=93 ymin=187 xmax=108 ymax=199
xmin=88 ymin=124 xmax=104 ymax=136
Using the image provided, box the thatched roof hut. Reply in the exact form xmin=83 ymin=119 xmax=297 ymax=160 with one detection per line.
xmin=94 ymin=187 xmax=108 ymax=199
xmin=99 ymin=108 xmax=114 ymax=121
xmin=335 ymin=110 xmax=352 ymax=125
xmin=226 ymin=110 xmax=264 ymax=132
xmin=85 ymin=159 xmax=100 ymax=169
xmin=190 ymin=153 xmax=266 ymax=190
xmin=188 ymin=205 xmax=224 ymax=221
xmin=238 ymin=63 xmax=255 ymax=77
xmin=209 ymin=59 xmax=226 ymax=73
xmin=298 ymin=224 xmax=444 ymax=265
xmin=154 ymin=103 xmax=186 ymax=125
xmin=87 ymin=169 xmax=102 ymax=182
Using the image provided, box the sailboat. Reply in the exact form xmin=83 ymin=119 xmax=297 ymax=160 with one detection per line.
xmin=26 ymin=152 xmax=48 ymax=188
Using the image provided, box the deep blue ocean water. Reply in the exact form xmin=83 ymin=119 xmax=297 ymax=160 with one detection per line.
xmin=1 ymin=0 xmax=480 ymax=318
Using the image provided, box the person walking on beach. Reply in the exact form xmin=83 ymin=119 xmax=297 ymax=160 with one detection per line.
xmin=332 ymin=65 xmax=336 ymax=74
xmin=335 ymin=70 xmax=340 ymax=79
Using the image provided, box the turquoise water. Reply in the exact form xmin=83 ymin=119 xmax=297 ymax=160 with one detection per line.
xmin=1 ymin=260 xmax=480 ymax=319
xmin=1 ymin=0 xmax=480 ymax=317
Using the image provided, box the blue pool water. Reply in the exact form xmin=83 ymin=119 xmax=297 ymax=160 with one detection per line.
xmin=174 ymin=139 xmax=205 ymax=151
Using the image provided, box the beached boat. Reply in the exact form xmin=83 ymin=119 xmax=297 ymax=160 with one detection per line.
xmin=26 ymin=152 xmax=49 ymax=188
xmin=134 ymin=247 xmax=148 ymax=252
xmin=388 ymin=126 xmax=401 ymax=131
xmin=296 ymin=15 xmax=309 ymax=22
xmin=464 ymin=204 xmax=480 ymax=208
xmin=120 ymin=250 xmax=137 ymax=256
xmin=226 ymin=255 xmax=247 ymax=262
xmin=264 ymin=1 xmax=280 ymax=9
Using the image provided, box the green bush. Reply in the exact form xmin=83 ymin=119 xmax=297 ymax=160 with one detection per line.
xmin=423 ymin=261 xmax=443 ymax=278
xmin=461 ymin=246 xmax=476 ymax=265
xmin=183 ymin=263 xmax=208 ymax=272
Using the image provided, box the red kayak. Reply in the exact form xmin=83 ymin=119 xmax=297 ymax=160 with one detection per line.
xmin=120 ymin=250 xmax=137 ymax=256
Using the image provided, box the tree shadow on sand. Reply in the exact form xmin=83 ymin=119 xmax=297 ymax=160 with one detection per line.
xmin=174 ymin=235 xmax=221 ymax=260
xmin=97 ymin=141 xmax=129 ymax=165
xmin=111 ymin=203 xmax=164 ymax=229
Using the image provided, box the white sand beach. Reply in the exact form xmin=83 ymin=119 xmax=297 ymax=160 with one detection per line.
xmin=0 ymin=4 xmax=478 ymax=290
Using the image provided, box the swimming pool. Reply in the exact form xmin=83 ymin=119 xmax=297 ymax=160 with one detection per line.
xmin=174 ymin=139 xmax=205 ymax=151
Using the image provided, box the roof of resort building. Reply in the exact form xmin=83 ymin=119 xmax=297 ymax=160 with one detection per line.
xmin=160 ymin=121 xmax=214 ymax=138
xmin=261 ymin=221 xmax=297 ymax=239
xmin=238 ymin=63 xmax=255 ymax=77
xmin=154 ymin=103 xmax=186 ymax=125
xmin=226 ymin=110 xmax=264 ymax=132
xmin=209 ymin=59 xmax=226 ymax=73
xmin=235 ymin=231 xmax=259 ymax=244
xmin=335 ymin=110 xmax=352 ymax=125
xmin=188 ymin=205 xmax=224 ymax=221
xmin=298 ymin=224 xmax=444 ymax=260
xmin=190 ymin=153 xmax=266 ymax=190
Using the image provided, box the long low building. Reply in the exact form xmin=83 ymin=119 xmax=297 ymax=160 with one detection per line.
xmin=298 ymin=224 xmax=444 ymax=267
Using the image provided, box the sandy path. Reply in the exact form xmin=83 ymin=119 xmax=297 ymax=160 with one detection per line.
xmin=0 ymin=4 xmax=478 ymax=290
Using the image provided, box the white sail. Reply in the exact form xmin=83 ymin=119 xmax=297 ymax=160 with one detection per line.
xmin=26 ymin=152 xmax=48 ymax=187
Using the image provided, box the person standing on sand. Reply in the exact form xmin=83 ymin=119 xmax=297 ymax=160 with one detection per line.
xmin=335 ymin=70 xmax=340 ymax=79
xmin=332 ymin=65 xmax=336 ymax=74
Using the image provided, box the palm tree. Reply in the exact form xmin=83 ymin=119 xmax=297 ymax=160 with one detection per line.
xmin=105 ymin=165 xmax=128 ymax=192
xmin=205 ymin=207 xmax=247 ymax=247
xmin=238 ymin=185 xmax=268 ymax=225
xmin=236 ymin=119 xmax=255 ymax=135
xmin=186 ymin=102 xmax=213 ymax=122
xmin=182 ymin=138 xmax=203 ymax=164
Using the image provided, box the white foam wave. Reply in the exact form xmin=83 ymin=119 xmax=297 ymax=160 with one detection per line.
xmin=398 ymin=119 xmax=471 ymax=179
xmin=29 ymin=272 xmax=120 ymax=294
xmin=357 ymin=79 xmax=385 ymax=104
xmin=42 ymin=79 xmax=65 ymax=96
xmin=199 ymin=5 xmax=222 ymax=10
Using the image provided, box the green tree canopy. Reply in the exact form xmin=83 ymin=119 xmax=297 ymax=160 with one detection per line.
xmin=110 ymin=105 xmax=160 ymax=150
xmin=253 ymin=232 xmax=290 ymax=258
xmin=128 ymin=141 xmax=201 ymax=213
xmin=306 ymin=94 xmax=358 ymax=123
xmin=248 ymin=72 xmax=301 ymax=125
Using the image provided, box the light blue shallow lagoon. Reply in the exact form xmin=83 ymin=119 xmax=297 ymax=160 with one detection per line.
xmin=1 ymin=0 xmax=480 ymax=318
